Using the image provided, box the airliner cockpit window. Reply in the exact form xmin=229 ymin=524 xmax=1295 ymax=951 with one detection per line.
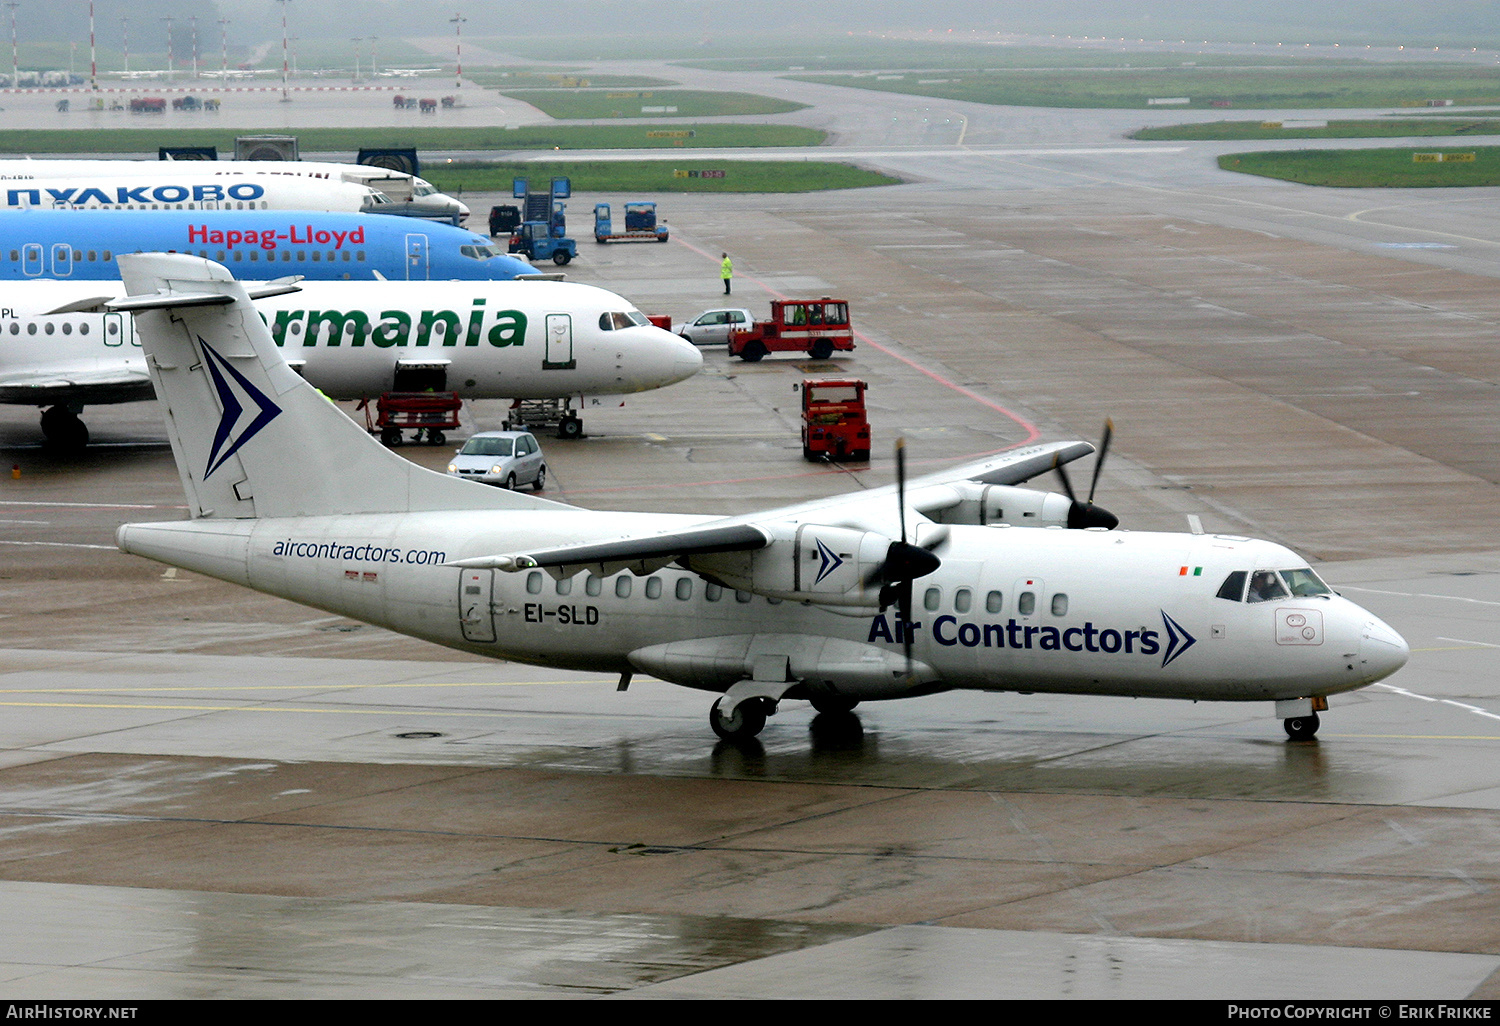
xmin=1280 ymin=568 xmax=1332 ymax=597
xmin=460 ymin=243 xmax=506 ymax=260
xmin=1216 ymin=571 xmax=1247 ymax=601
xmin=1246 ymin=570 xmax=1290 ymax=603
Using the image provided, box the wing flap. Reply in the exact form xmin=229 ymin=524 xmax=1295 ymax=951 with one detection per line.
xmin=448 ymin=522 xmax=770 ymax=575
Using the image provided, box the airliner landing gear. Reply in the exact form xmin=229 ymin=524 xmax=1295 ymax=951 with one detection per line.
xmin=40 ymin=405 xmax=88 ymax=449
xmin=710 ymin=696 xmax=771 ymax=741
xmin=1284 ymin=712 xmax=1321 ymax=741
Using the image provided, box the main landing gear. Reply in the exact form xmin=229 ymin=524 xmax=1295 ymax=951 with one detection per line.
xmin=40 ymin=405 xmax=89 ymax=449
xmin=708 ymin=687 xmax=863 ymax=741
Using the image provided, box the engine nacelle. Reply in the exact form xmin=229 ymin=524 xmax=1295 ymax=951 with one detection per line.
xmin=922 ymin=482 xmax=1075 ymax=528
xmin=683 ymin=523 xmax=889 ymax=606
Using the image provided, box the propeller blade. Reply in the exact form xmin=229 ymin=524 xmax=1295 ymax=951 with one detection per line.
xmin=1052 ymin=453 xmax=1078 ymax=503
xmin=895 ymin=437 xmax=908 ymax=544
xmin=1087 ymin=419 xmax=1113 ymax=504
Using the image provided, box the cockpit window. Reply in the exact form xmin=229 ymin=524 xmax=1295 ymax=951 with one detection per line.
xmin=1246 ymin=570 xmax=1290 ymax=603
xmin=1216 ymin=570 xmax=1247 ymax=602
xmin=599 ymin=311 xmax=650 ymax=330
xmin=1280 ymin=568 xmax=1332 ymax=597
xmin=460 ymin=243 xmax=506 ymax=260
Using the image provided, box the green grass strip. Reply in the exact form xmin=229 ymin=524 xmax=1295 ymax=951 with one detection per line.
xmin=498 ymin=89 xmax=806 ymax=119
xmin=1220 ymin=146 xmax=1500 ymax=187
xmin=0 ymin=124 xmax=825 ymax=155
xmin=1135 ymin=119 xmax=1500 ymax=140
xmin=424 ymin=159 xmax=900 ymax=195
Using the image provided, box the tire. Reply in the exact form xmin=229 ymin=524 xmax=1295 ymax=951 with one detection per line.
xmin=658 ymin=234 xmax=669 ymax=242
xmin=533 ymin=465 xmax=546 ymax=492
xmin=557 ymin=417 xmax=583 ymax=440
xmin=553 ymin=250 xmax=571 ymax=265
xmin=505 ymin=473 xmax=517 ymax=491
xmin=852 ymin=449 xmax=871 ymax=462
xmin=740 ymin=340 xmax=767 ymax=363
xmin=380 ymin=426 xmax=402 ymax=447
xmin=710 ymin=697 xmax=768 ymax=741
xmin=428 ymin=430 xmax=446 ymax=446
xmin=1284 ymin=712 xmax=1321 ymax=741
xmin=810 ymin=339 xmax=834 ymax=360
xmin=809 ymin=694 xmax=859 ymax=715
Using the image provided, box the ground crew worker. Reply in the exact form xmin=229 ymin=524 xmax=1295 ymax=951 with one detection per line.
xmin=721 ymin=252 xmax=733 ymax=295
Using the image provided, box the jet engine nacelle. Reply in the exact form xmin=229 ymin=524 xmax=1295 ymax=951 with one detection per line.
xmin=684 ymin=523 xmax=889 ymax=606
xmin=922 ymin=482 xmax=1076 ymax=528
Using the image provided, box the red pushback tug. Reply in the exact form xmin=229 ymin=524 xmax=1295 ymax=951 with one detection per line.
xmin=729 ymin=298 xmax=855 ymax=362
xmin=799 ymin=377 xmax=870 ymax=462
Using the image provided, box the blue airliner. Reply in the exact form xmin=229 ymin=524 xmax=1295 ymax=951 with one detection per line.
xmin=0 ymin=209 xmax=534 ymax=281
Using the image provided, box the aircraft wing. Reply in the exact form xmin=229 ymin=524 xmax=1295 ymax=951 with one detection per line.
xmin=0 ymin=367 xmax=154 ymax=406
xmin=450 ymin=440 xmax=1093 ymax=576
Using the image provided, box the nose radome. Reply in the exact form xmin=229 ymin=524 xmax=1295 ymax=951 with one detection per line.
xmin=661 ymin=330 xmax=704 ymax=381
xmin=1359 ymin=616 xmax=1409 ymax=683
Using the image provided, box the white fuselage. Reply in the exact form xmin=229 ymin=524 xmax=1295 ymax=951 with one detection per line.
xmin=0 ymin=159 xmax=468 ymax=222
xmin=0 ymin=174 xmax=381 ymax=214
xmin=0 ymin=280 xmax=702 ymax=404
xmin=117 ymin=512 xmax=1409 ymax=705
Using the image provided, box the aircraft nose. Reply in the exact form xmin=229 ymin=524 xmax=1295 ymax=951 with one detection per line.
xmin=657 ymin=329 xmax=703 ymax=384
xmin=1359 ymin=615 xmax=1409 ymax=683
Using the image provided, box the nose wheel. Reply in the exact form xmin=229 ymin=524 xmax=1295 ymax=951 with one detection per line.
xmin=1284 ymin=712 xmax=1320 ymax=741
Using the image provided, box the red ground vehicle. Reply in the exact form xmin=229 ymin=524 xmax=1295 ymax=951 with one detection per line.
xmin=799 ymin=378 xmax=870 ymax=461
xmin=728 ymin=298 xmax=855 ymax=362
xmin=359 ymin=391 xmax=463 ymax=446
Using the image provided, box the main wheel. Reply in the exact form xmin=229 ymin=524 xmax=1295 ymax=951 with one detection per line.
xmin=810 ymin=339 xmax=834 ymax=360
xmin=427 ymin=430 xmax=446 ymax=446
xmin=1284 ymin=712 xmax=1321 ymax=741
xmin=809 ymin=694 xmax=859 ymax=715
xmin=505 ymin=473 xmax=517 ymax=491
xmin=40 ymin=408 xmax=88 ymax=449
xmin=553 ymin=250 xmax=572 ymax=265
xmin=380 ymin=426 xmax=402 ymax=447
xmin=711 ymin=697 xmax=768 ymax=741
xmin=739 ymin=340 xmax=767 ymax=363
xmin=557 ymin=417 xmax=583 ymax=440
xmin=533 ymin=465 xmax=547 ymax=492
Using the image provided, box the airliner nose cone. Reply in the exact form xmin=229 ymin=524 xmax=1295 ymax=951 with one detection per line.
xmin=1360 ymin=616 xmax=1409 ymax=683
xmin=664 ymin=331 xmax=704 ymax=381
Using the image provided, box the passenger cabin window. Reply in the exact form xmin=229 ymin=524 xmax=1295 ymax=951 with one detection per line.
xmin=645 ymin=578 xmax=662 ymax=600
xmin=1051 ymin=594 xmax=1069 ymax=616
xmin=705 ymin=583 xmax=722 ymax=601
xmin=555 ymin=578 xmax=572 ymax=596
xmin=1018 ymin=591 xmax=1036 ymax=616
xmin=924 ymin=588 xmax=940 ymax=611
xmin=615 ymin=577 xmax=632 ymax=598
xmin=1246 ymin=570 xmax=1290 ymax=604
xmin=675 ymin=578 xmax=692 ymax=601
xmin=585 ymin=576 xmax=602 ymax=597
xmin=1216 ymin=571 xmax=1247 ymax=602
xmin=526 ymin=572 xmax=543 ymax=594
xmin=986 ymin=591 xmax=1003 ymax=613
xmin=954 ymin=588 xmax=972 ymax=614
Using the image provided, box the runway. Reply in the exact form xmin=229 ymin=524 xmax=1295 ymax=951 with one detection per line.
xmin=2 ymin=53 xmax=1499 ymax=998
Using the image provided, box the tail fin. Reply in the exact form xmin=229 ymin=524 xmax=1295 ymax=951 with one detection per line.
xmin=115 ymin=253 xmax=563 ymax=520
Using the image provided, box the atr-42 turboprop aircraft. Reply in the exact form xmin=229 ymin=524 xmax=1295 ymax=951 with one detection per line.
xmin=112 ymin=255 xmax=1410 ymax=743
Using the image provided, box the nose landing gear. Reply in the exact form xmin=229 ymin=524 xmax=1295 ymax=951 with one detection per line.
xmin=1283 ymin=712 xmax=1320 ymax=741
xmin=1277 ymin=696 xmax=1328 ymax=741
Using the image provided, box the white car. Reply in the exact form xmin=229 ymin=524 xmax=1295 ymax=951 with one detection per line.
xmin=446 ymin=430 xmax=547 ymax=490
xmin=677 ymin=307 xmax=752 ymax=346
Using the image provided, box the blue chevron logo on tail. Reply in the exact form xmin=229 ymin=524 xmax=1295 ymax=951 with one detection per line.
xmin=200 ymin=338 xmax=282 ymax=479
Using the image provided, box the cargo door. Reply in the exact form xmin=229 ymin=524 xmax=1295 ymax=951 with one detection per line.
xmin=459 ymin=569 xmax=496 ymax=642
xmin=405 ymin=233 xmax=429 ymax=280
xmin=544 ymin=313 xmax=575 ymax=369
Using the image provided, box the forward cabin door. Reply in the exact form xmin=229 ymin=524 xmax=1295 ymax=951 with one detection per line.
xmin=459 ymin=569 xmax=496 ymax=643
xmin=405 ymin=233 xmax=429 ymax=280
xmin=544 ymin=313 xmax=575 ymax=369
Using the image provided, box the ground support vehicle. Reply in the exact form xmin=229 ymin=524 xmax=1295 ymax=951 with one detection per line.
xmin=508 ymin=221 xmax=577 ymax=265
xmin=361 ymin=391 xmax=463 ymax=446
xmin=503 ymin=398 xmax=584 ymax=439
xmin=489 ymin=205 xmax=522 ymax=236
xmin=799 ymin=378 xmax=870 ymax=462
xmin=678 ymin=308 xmax=751 ymax=346
xmin=593 ymin=202 xmax=669 ymax=243
xmin=446 ymin=430 xmax=546 ymax=491
xmin=728 ymin=298 xmax=855 ymax=362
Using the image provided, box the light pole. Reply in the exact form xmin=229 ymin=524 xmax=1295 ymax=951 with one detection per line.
xmin=450 ymin=13 xmax=464 ymax=89
xmin=5 ymin=2 xmax=18 ymax=92
xmin=369 ymin=35 xmax=376 ymax=79
xmin=275 ymin=0 xmax=290 ymax=101
xmin=119 ymin=16 xmax=128 ymax=75
xmin=189 ymin=16 xmax=197 ymax=79
xmin=350 ymin=36 xmax=361 ymax=83
xmin=161 ymin=17 xmax=172 ymax=81
xmin=217 ymin=17 xmax=228 ymax=86
xmin=89 ymin=0 xmax=96 ymax=91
